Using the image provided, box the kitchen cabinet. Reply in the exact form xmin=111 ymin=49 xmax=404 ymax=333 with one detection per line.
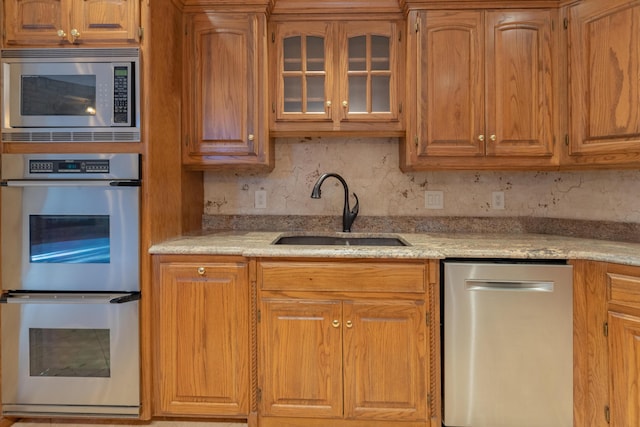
xmin=182 ymin=12 xmax=273 ymax=170
xmin=573 ymin=260 xmax=640 ymax=427
xmin=565 ymin=0 xmax=640 ymax=167
xmin=402 ymin=9 xmax=559 ymax=171
xmin=3 ymin=0 xmax=139 ymax=45
xmin=257 ymin=258 xmax=434 ymax=427
xmin=269 ymin=19 xmax=404 ymax=135
xmin=153 ymin=255 xmax=253 ymax=417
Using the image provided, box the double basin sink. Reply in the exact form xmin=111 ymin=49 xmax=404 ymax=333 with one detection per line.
xmin=273 ymin=234 xmax=408 ymax=247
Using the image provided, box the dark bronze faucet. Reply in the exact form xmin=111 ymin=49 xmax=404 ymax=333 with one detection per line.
xmin=310 ymin=173 xmax=359 ymax=232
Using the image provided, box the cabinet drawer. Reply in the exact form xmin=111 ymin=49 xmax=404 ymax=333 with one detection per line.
xmin=259 ymin=260 xmax=426 ymax=292
xmin=607 ymin=273 xmax=640 ymax=309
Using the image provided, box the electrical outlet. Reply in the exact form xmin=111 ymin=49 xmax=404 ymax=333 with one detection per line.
xmin=492 ymin=191 xmax=505 ymax=210
xmin=425 ymin=190 xmax=444 ymax=209
xmin=255 ymin=190 xmax=267 ymax=209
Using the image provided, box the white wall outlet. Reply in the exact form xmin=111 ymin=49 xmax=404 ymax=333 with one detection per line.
xmin=255 ymin=190 xmax=267 ymax=209
xmin=425 ymin=190 xmax=444 ymax=209
xmin=492 ymin=191 xmax=505 ymax=210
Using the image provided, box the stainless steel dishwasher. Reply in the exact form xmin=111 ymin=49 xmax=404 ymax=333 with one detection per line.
xmin=442 ymin=259 xmax=573 ymax=427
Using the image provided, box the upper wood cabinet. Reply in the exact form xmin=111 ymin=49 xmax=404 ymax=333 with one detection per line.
xmin=3 ymin=0 xmax=139 ymax=45
xmin=566 ymin=0 xmax=640 ymax=167
xmin=182 ymin=12 xmax=273 ymax=170
xmin=402 ymin=9 xmax=559 ymax=171
xmin=269 ymin=19 xmax=404 ymax=135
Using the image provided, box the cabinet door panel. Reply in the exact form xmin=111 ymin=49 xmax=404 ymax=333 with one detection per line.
xmin=485 ymin=10 xmax=554 ymax=157
xmin=157 ymin=262 xmax=249 ymax=415
xmin=73 ymin=0 xmax=139 ymax=43
xmin=417 ymin=11 xmax=484 ymax=157
xmin=608 ymin=311 xmax=640 ymax=427
xmin=259 ymin=299 xmax=343 ymax=418
xmin=4 ymin=0 xmax=69 ymax=44
xmin=569 ymin=0 xmax=640 ymax=155
xmin=343 ymin=300 xmax=427 ymax=421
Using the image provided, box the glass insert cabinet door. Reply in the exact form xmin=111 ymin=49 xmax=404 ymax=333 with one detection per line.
xmin=272 ymin=20 xmax=401 ymax=125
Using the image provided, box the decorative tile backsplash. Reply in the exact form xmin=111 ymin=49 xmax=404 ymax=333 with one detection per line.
xmin=204 ymin=137 xmax=640 ymax=223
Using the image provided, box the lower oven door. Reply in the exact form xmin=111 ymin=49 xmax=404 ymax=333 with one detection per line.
xmin=0 ymin=291 xmax=140 ymax=417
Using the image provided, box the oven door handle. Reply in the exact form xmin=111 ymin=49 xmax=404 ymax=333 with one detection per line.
xmin=0 ymin=291 xmax=141 ymax=304
xmin=2 ymin=180 xmax=140 ymax=187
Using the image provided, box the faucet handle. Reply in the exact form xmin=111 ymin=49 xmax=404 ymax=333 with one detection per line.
xmin=351 ymin=193 xmax=359 ymax=216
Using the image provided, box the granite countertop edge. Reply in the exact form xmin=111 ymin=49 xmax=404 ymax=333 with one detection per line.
xmin=149 ymin=231 xmax=640 ymax=267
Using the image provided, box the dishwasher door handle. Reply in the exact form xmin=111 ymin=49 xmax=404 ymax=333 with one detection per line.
xmin=465 ymin=280 xmax=554 ymax=292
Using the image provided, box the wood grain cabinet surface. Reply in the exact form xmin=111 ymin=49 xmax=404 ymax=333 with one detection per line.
xmin=573 ymin=260 xmax=640 ymax=427
xmin=257 ymin=259 xmax=434 ymax=427
xmin=153 ymin=256 xmax=251 ymax=417
xmin=181 ymin=12 xmax=273 ymax=170
xmin=3 ymin=0 xmax=139 ymax=45
xmin=269 ymin=19 xmax=404 ymax=135
xmin=403 ymin=8 xmax=558 ymax=171
xmin=566 ymin=0 xmax=640 ymax=167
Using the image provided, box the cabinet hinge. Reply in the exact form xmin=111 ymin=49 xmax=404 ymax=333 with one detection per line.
xmin=563 ymin=17 xmax=569 ymax=30
xmin=271 ymin=32 xmax=275 ymax=43
xmin=185 ymin=23 xmax=189 ymax=36
xmin=138 ymin=27 xmax=144 ymax=40
xmin=399 ymin=30 xmax=402 ymax=42
xmin=564 ymin=134 xmax=569 ymax=146
xmin=272 ymin=102 xmax=276 ymax=114
xmin=603 ymin=321 xmax=608 ymax=337
xmin=257 ymin=388 xmax=262 ymax=403
xmin=415 ymin=16 xmax=420 ymax=33
xmin=257 ymin=309 xmax=261 ymax=323
xmin=414 ymin=136 xmax=419 ymax=147
xmin=605 ymin=405 xmax=611 ymax=424
xmin=399 ymin=102 xmax=403 ymax=114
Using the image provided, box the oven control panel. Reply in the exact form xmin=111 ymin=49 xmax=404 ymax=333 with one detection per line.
xmin=29 ymin=159 xmax=110 ymax=174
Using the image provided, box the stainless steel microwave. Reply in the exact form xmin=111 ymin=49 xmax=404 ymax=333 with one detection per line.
xmin=1 ymin=48 xmax=140 ymax=143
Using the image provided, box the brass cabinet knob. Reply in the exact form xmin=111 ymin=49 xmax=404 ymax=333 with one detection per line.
xmin=332 ymin=319 xmax=340 ymax=328
xmin=342 ymin=100 xmax=348 ymax=108
xmin=70 ymin=28 xmax=81 ymax=42
xmin=489 ymin=134 xmax=497 ymax=142
xmin=197 ymin=267 xmax=206 ymax=276
xmin=248 ymin=134 xmax=255 ymax=141
xmin=326 ymin=100 xmax=332 ymax=108
xmin=57 ymin=29 xmax=67 ymax=38
xmin=478 ymin=135 xmax=485 ymax=142
xmin=345 ymin=320 xmax=353 ymax=328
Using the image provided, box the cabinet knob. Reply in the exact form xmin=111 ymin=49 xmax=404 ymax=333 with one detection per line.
xmin=57 ymin=29 xmax=67 ymax=39
xmin=248 ymin=134 xmax=255 ymax=141
xmin=345 ymin=320 xmax=353 ymax=328
xmin=489 ymin=134 xmax=497 ymax=142
xmin=326 ymin=101 xmax=332 ymax=108
xmin=478 ymin=135 xmax=485 ymax=142
xmin=70 ymin=28 xmax=81 ymax=42
xmin=197 ymin=267 xmax=206 ymax=276
xmin=342 ymin=100 xmax=348 ymax=108
xmin=332 ymin=319 xmax=340 ymax=328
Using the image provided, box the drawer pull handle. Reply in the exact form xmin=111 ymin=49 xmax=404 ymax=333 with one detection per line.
xmin=197 ymin=267 xmax=206 ymax=276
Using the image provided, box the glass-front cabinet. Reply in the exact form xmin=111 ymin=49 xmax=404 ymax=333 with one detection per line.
xmin=270 ymin=20 xmax=404 ymax=134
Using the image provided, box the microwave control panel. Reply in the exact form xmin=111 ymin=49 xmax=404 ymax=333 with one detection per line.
xmin=113 ymin=65 xmax=130 ymax=125
xmin=29 ymin=159 xmax=110 ymax=174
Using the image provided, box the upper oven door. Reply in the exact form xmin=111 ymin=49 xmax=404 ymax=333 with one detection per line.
xmin=1 ymin=180 xmax=139 ymax=292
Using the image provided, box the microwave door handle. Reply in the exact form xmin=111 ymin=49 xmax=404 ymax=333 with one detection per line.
xmin=0 ymin=291 xmax=140 ymax=304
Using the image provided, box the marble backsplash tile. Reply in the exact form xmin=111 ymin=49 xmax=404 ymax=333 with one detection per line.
xmin=203 ymin=137 xmax=640 ymax=234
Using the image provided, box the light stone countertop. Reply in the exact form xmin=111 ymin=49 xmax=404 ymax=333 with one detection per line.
xmin=149 ymin=231 xmax=640 ymax=267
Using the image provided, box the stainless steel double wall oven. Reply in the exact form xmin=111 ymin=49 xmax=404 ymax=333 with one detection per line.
xmin=1 ymin=153 xmax=141 ymax=417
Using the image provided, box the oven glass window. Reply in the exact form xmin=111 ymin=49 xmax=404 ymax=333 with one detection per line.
xmin=30 ymin=215 xmax=110 ymax=263
xmin=21 ymin=75 xmax=97 ymax=116
xmin=29 ymin=328 xmax=111 ymax=377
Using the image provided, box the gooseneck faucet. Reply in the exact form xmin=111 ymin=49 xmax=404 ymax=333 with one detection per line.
xmin=311 ymin=173 xmax=359 ymax=232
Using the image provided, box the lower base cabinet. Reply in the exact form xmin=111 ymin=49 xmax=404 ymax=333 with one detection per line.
xmin=257 ymin=258 xmax=435 ymax=427
xmin=153 ymin=255 xmax=252 ymax=417
xmin=573 ymin=260 xmax=640 ymax=427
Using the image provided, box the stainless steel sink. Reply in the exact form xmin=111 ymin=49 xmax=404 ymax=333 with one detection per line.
xmin=273 ymin=235 xmax=408 ymax=246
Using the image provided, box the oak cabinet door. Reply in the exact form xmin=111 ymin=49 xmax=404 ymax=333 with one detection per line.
xmin=343 ymin=300 xmax=428 ymax=421
xmin=608 ymin=311 xmax=640 ymax=427
xmin=4 ymin=0 xmax=138 ymax=45
xmin=156 ymin=260 xmax=250 ymax=416
xmin=182 ymin=13 xmax=271 ymax=169
xmin=568 ymin=0 xmax=640 ymax=158
xmin=259 ymin=298 xmax=343 ymax=418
